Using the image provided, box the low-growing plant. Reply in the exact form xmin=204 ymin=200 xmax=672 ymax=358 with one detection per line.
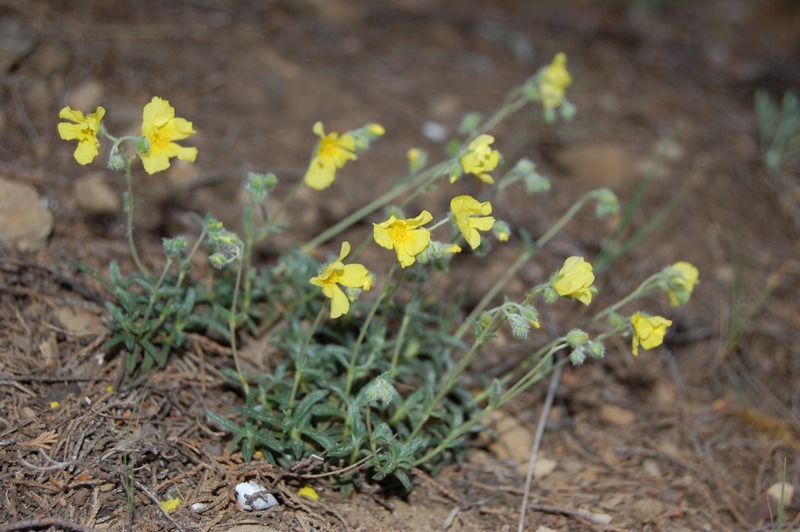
xmin=59 ymin=52 xmax=699 ymax=496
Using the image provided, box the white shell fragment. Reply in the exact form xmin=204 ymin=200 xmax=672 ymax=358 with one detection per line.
xmin=235 ymin=480 xmax=278 ymax=511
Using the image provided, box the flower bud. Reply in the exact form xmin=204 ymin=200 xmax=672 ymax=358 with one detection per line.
xmin=163 ymin=236 xmax=188 ymax=259
xmin=364 ymin=374 xmax=398 ymax=407
xmin=566 ymin=328 xmax=590 ymax=348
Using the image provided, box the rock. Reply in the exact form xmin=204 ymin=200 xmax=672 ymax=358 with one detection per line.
xmin=766 ymin=482 xmax=794 ymax=507
xmin=166 ymin=159 xmax=200 ymax=186
xmin=21 ymin=76 xmax=51 ymax=115
xmin=599 ymin=404 xmax=636 ymax=427
xmin=484 ymin=410 xmax=557 ymax=477
xmin=0 ymin=177 xmax=53 ymax=251
xmin=556 ymin=142 xmax=637 ymax=189
xmin=630 ymin=497 xmax=666 ymax=522
xmin=30 ymin=42 xmax=70 ymax=74
xmin=66 ymin=79 xmax=105 ymax=112
xmin=74 ymin=172 xmax=121 ymax=215
xmin=485 ymin=410 xmax=532 ymax=465
xmin=53 ymin=305 xmax=101 ymax=334
xmin=0 ymin=18 xmax=37 ymax=73
xmin=235 ymin=481 xmax=278 ymax=511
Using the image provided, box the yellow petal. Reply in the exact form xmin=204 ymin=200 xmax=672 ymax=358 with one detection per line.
xmin=338 ymin=263 xmax=370 ymax=288
xmin=304 ymin=157 xmax=336 ymax=190
xmin=329 ymin=285 xmax=350 ymax=318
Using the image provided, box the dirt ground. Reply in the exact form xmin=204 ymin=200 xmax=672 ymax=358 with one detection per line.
xmin=1 ymin=0 xmax=799 ymax=530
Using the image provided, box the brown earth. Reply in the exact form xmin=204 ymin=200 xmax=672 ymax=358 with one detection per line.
xmin=1 ymin=1 xmax=799 ymax=530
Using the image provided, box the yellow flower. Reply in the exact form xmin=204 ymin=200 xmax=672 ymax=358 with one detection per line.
xmin=309 ymin=241 xmax=372 ymax=318
xmin=450 ymin=195 xmax=496 ymax=249
xmin=304 ymin=121 xmax=357 ymax=190
xmin=160 ymin=497 xmax=181 ymax=514
xmin=139 ymin=97 xmax=197 ymax=175
xmin=373 ymin=211 xmax=433 ymax=268
xmin=455 ymin=134 xmax=500 ymax=184
xmin=630 ymin=312 xmax=672 ymax=356
xmin=58 ymin=106 xmax=105 ymax=165
xmin=551 ymin=256 xmax=595 ymax=305
xmin=539 ymin=52 xmax=572 ymax=110
xmin=666 ymin=261 xmax=699 ymax=307
xmin=49 ymin=401 xmax=59 ymax=409
xmin=298 ymin=485 xmax=319 ymax=501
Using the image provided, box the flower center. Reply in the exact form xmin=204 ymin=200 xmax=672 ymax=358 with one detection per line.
xmin=319 ymin=138 xmax=337 ymax=158
xmin=389 ymin=224 xmax=410 ymax=244
xmin=151 ymin=129 xmax=171 ymax=150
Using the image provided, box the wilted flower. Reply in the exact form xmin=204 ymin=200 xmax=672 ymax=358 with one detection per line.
xmin=373 ymin=211 xmax=433 ymax=268
xmin=453 ymin=134 xmax=500 ymax=184
xmin=664 ymin=261 xmax=699 ymax=307
xmin=304 ymin=121 xmax=357 ymax=190
xmin=630 ymin=311 xmax=672 ymax=356
xmin=309 ymin=241 xmax=372 ymax=318
xmin=539 ymin=52 xmax=572 ymax=110
xmin=58 ymin=106 xmax=106 ymax=165
xmin=450 ymin=195 xmax=496 ymax=249
xmin=139 ymin=97 xmax=197 ymax=175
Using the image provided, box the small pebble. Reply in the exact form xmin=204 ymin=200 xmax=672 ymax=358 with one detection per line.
xmin=235 ymin=481 xmax=278 ymax=511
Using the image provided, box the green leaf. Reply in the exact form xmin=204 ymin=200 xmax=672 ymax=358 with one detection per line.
xmin=300 ymin=427 xmax=336 ymax=450
xmin=241 ymin=438 xmax=255 ymax=462
xmin=71 ymin=260 xmax=112 ymax=291
xmin=109 ymin=260 xmax=122 ymax=286
xmin=394 ymin=469 xmax=413 ymax=492
xmin=293 ymin=390 xmax=329 ymax=421
xmin=326 ymin=443 xmax=353 ymax=458
xmin=125 ymin=350 xmax=138 ymax=374
xmin=233 ymin=406 xmax=280 ymax=427
xmin=206 ymin=410 xmax=244 ymax=434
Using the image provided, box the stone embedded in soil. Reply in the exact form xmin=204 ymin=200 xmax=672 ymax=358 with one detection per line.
xmin=0 ymin=18 xmax=37 ymax=73
xmin=629 ymin=497 xmax=666 ymax=522
xmin=0 ymin=177 xmax=53 ymax=251
xmin=556 ymin=141 xmax=637 ymax=190
xmin=484 ymin=410 xmax=557 ymax=476
xmin=766 ymin=482 xmax=794 ymax=506
xmin=66 ymin=79 xmax=105 ymax=112
xmin=74 ymin=172 xmax=121 ymax=215
xmin=53 ymin=305 xmax=101 ymax=334
xmin=599 ymin=404 xmax=636 ymax=427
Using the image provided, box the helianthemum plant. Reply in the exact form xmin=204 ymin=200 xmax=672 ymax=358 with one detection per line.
xmin=56 ymin=51 xmax=701 ymax=503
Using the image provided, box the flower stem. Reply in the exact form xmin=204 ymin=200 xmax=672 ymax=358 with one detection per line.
xmin=406 ymin=309 xmax=503 ymax=443
xmin=123 ymin=165 xmax=150 ymax=277
xmin=302 ymin=162 xmax=448 ymax=253
xmin=344 ymin=263 xmax=398 ymax=397
xmin=228 ymin=255 xmax=249 ymax=395
xmin=288 ymin=303 xmax=327 ymax=410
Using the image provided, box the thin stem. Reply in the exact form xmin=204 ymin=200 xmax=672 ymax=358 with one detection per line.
xmin=389 ymin=297 xmax=415 ymax=375
xmin=455 ymin=244 xmax=534 ymax=340
xmin=407 ymin=310 xmax=503 ymax=443
xmin=302 ymin=162 xmax=448 ymax=253
xmin=412 ymin=343 xmax=566 ymax=468
xmin=518 ymin=354 xmax=564 ymax=532
xmin=288 ymin=303 xmax=327 ymax=410
xmin=139 ymin=257 xmax=174 ymax=327
xmin=228 ymin=254 xmax=249 ymax=395
xmin=588 ymin=273 xmax=661 ymax=326
xmin=269 ymin=178 xmax=306 ymax=228
xmin=344 ymin=263 xmax=399 ymax=397
xmin=242 ymin=202 xmax=255 ymax=314
xmin=123 ymin=165 xmax=149 ymax=277
xmin=455 ymin=191 xmax=595 ymax=341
